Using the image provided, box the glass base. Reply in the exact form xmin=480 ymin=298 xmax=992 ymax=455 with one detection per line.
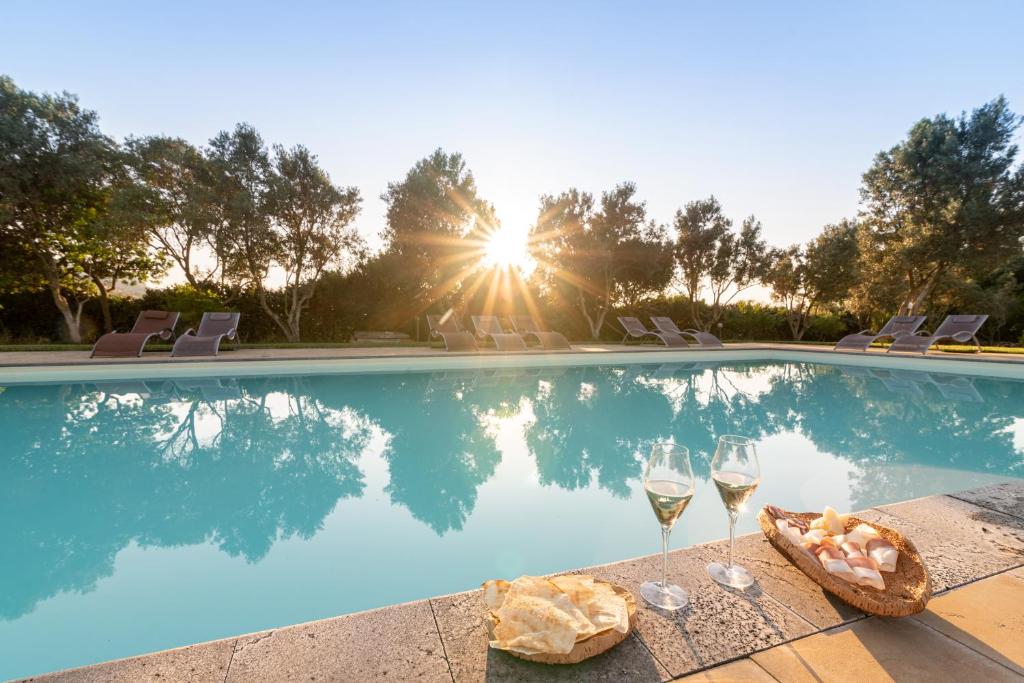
xmin=707 ymin=561 xmax=755 ymax=589
xmin=640 ymin=580 xmax=689 ymax=611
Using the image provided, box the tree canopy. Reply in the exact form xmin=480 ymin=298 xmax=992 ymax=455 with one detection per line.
xmin=672 ymin=196 xmax=772 ymax=332
xmin=529 ymin=182 xmax=673 ymax=339
xmin=767 ymin=220 xmax=860 ymax=339
xmin=857 ymin=96 xmax=1024 ymax=316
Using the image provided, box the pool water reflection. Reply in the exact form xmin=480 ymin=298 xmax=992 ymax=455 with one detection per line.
xmin=0 ymin=361 xmax=1021 ymax=677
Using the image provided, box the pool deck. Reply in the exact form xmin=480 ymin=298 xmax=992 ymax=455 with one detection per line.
xmin=3 ymin=342 xmax=1024 ymax=368
xmin=21 ymin=480 xmax=1024 ymax=682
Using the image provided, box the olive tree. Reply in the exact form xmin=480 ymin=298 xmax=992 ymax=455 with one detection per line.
xmin=858 ymin=96 xmax=1024 ymax=315
xmin=672 ymin=196 xmax=772 ymax=331
xmin=529 ymin=182 xmax=673 ymax=339
xmin=207 ymin=124 xmax=363 ymax=342
xmin=766 ymin=220 xmax=860 ymax=339
xmin=0 ymin=76 xmax=161 ymax=341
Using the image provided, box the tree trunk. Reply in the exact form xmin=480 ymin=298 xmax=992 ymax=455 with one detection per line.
xmin=256 ymin=287 xmax=299 ymax=342
xmin=578 ymin=289 xmax=602 ymax=340
xmin=91 ymin=276 xmax=114 ymax=332
xmin=899 ymin=266 xmax=944 ymax=315
xmin=42 ymin=269 xmax=84 ymax=343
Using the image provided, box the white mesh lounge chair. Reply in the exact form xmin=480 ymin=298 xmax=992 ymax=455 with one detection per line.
xmin=887 ymin=314 xmax=988 ymax=354
xmin=426 ymin=313 xmax=478 ymax=352
xmin=90 ymin=310 xmax=180 ymax=358
xmin=617 ymin=316 xmax=688 ymax=347
xmin=471 ymin=315 xmax=528 ymax=351
xmin=834 ymin=315 xmax=926 ymax=352
xmin=650 ymin=317 xmax=724 ymax=348
xmin=509 ymin=314 xmax=571 ymax=350
xmin=170 ymin=312 xmax=240 ymax=357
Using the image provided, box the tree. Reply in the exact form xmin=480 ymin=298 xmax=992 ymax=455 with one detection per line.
xmin=858 ymin=96 xmax=1024 ymax=316
xmin=207 ymin=125 xmax=363 ymax=342
xmin=78 ymin=168 xmax=168 ymax=332
xmin=672 ymin=196 xmax=772 ymax=331
xmin=260 ymin=145 xmax=363 ymax=341
xmin=767 ymin=220 xmax=860 ymax=340
xmin=379 ymin=149 xmax=495 ymax=320
xmin=0 ymin=76 xmax=160 ymax=342
xmin=124 ymin=135 xmax=220 ymax=288
xmin=529 ymin=183 xmax=673 ymax=339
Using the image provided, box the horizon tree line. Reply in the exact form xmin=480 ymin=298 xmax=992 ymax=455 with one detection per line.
xmin=2 ymin=73 xmax=1023 ymax=343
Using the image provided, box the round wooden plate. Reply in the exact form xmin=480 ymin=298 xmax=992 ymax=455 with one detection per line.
xmin=759 ymin=506 xmax=931 ymax=617
xmin=484 ymin=581 xmax=637 ymax=665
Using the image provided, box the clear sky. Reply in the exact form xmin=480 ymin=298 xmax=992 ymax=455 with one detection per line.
xmin=4 ymin=0 xmax=1023 ymax=262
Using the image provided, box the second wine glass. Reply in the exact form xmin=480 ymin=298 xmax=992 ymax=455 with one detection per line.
xmin=707 ymin=435 xmax=760 ymax=589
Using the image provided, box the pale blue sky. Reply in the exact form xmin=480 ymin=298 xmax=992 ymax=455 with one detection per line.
xmin=4 ymin=0 xmax=1023 ymax=258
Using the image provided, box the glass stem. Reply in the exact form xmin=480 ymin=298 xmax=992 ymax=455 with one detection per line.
xmin=661 ymin=526 xmax=670 ymax=589
xmin=727 ymin=511 xmax=737 ymax=569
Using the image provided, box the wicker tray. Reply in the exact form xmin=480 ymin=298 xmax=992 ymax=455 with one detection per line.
xmin=484 ymin=581 xmax=637 ymax=665
xmin=758 ymin=506 xmax=931 ymax=617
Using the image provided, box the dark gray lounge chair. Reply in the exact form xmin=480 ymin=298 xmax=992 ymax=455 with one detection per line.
xmin=833 ymin=315 xmax=926 ymax=352
xmin=887 ymin=314 xmax=988 ymax=354
xmin=171 ymin=312 xmax=240 ymax=357
xmin=650 ymin=317 xmax=724 ymax=348
xmin=509 ymin=314 xmax=571 ymax=350
xmin=471 ymin=315 xmax=528 ymax=351
xmin=90 ymin=310 xmax=180 ymax=358
xmin=426 ymin=313 xmax=478 ymax=351
xmin=617 ymin=316 xmax=688 ymax=347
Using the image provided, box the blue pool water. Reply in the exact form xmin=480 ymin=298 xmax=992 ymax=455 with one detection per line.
xmin=1 ymin=360 xmax=1022 ymax=678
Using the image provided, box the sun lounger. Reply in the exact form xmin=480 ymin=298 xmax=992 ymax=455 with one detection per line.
xmin=90 ymin=310 xmax=180 ymax=358
xmin=426 ymin=313 xmax=478 ymax=351
xmin=170 ymin=312 xmax=240 ymax=357
xmin=471 ymin=315 xmax=528 ymax=351
xmin=833 ymin=315 xmax=926 ymax=352
xmin=509 ymin=315 xmax=571 ymax=350
xmin=887 ymin=314 xmax=988 ymax=354
xmin=617 ymin=316 xmax=688 ymax=347
xmin=650 ymin=317 xmax=724 ymax=348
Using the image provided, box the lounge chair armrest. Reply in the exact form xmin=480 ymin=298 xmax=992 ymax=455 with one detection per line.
xmin=181 ymin=327 xmax=197 ymax=337
xmin=158 ymin=327 xmax=175 ymax=341
xmin=950 ymin=331 xmax=975 ymax=343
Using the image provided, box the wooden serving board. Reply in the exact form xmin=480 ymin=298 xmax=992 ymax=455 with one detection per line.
xmin=758 ymin=507 xmax=931 ymax=617
xmin=485 ymin=581 xmax=637 ymax=665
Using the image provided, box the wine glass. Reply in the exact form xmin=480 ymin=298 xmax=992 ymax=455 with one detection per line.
xmin=640 ymin=442 xmax=695 ymax=611
xmin=707 ymin=435 xmax=760 ymax=589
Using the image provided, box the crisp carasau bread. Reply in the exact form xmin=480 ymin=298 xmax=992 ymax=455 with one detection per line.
xmin=482 ymin=575 xmax=630 ymax=656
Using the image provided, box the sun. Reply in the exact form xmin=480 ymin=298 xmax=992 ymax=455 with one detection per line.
xmin=481 ymin=225 xmax=534 ymax=273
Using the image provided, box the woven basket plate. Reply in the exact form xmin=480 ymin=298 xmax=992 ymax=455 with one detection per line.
xmin=484 ymin=581 xmax=637 ymax=665
xmin=758 ymin=506 xmax=931 ymax=617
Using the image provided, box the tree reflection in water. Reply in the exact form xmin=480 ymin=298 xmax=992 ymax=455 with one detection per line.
xmin=1 ymin=361 xmax=1022 ymax=623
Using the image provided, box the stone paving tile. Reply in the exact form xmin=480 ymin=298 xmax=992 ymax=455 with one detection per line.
xmin=581 ymin=548 xmax=815 ymax=678
xmin=912 ymin=570 xmax=1024 ymax=675
xmin=951 ymin=480 xmax=1024 ymax=520
xmin=675 ymin=658 xmax=776 ymax=681
xmin=712 ymin=534 xmax=863 ymax=629
xmin=20 ymin=638 xmax=236 ymax=683
xmin=430 ymin=588 xmax=671 ymax=682
xmin=224 ymin=600 xmax=451 ymax=682
xmin=857 ymin=495 xmax=1024 ymax=593
xmin=750 ymin=617 xmax=1021 ymax=682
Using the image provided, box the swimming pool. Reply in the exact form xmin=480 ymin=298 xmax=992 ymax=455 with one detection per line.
xmin=2 ymin=357 xmax=1022 ymax=678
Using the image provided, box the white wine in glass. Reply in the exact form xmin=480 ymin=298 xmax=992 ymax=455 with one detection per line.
xmin=707 ymin=435 xmax=760 ymax=589
xmin=640 ymin=443 xmax=695 ymax=611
